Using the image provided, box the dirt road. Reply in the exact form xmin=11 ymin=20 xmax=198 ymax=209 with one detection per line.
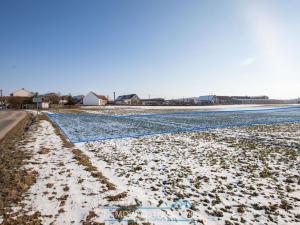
xmin=0 ymin=110 xmax=27 ymax=141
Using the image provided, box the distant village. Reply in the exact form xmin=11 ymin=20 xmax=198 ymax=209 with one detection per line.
xmin=0 ymin=88 xmax=299 ymax=109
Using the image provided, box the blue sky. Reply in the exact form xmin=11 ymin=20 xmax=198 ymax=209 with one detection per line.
xmin=0 ymin=0 xmax=299 ymax=99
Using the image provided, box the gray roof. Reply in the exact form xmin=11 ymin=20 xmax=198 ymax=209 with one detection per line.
xmin=116 ymin=94 xmax=137 ymax=101
xmin=198 ymin=95 xmax=216 ymax=101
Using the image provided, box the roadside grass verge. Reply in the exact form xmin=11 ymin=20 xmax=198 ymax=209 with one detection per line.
xmin=0 ymin=113 xmax=37 ymax=219
xmin=37 ymin=114 xmax=73 ymax=148
xmin=41 ymin=113 xmax=116 ymax=191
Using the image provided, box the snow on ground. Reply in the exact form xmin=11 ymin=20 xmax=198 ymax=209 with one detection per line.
xmin=5 ymin=120 xmax=137 ymax=224
xmin=7 ymin=120 xmax=111 ymax=224
xmin=77 ymin=122 xmax=300 ymax=225
xmin=49 ymin=106 xmax=300 ymax=143
xmin=79 ymin=104 xmax=299 ymax=116
xmin=3 ymin=111 xmax=300 ymax=224
xmin=80 ymin=104 xmax=264 ymax=110
xmin=5 ymin=119 xmax=191 ymax=224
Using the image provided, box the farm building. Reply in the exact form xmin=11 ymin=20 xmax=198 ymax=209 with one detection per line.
xmin=215 ymin=95 xmax=270 ymax=104
xmin=196 ymin=95 xmax=217 ymax=104
xmin=167 ymin=98 xmax=197 ymax=105
xmin=116 ymin=94 xmax=141 ymax=105
xmin=11 ymin=88 xmax=36 ymax=97
xmin=141 ymin=98 xmax=165 ymax=106
xmin=83 ymin=92 xmax=108 ymax=106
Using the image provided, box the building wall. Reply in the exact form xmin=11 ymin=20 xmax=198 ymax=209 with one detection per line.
xmin=83 ymin=92 xmax=106 ymax=105
xmin=101 ymin=99 xmax=108 ymax=105
xmin=38 ymin=102 xmax=50 ymax=109
xmin=83 ymin=92 xmax=100 ymax=105
xmin=124 ymin=99 xmax=131 ymax=104
xmin=115 ymin=95 xmax=141 ymax=105
xmin=131 ymin=95 xmax=141 ymax=105
xmin=196 ymin=95 xmax=216 ymax=104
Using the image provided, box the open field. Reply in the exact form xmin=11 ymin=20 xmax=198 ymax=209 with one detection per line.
xmin=48 ymin=104 xmax=300 ymax=117
xmin=49 ymin=106 xmax=300 ymax=143
xmin=77 ymin=122 xmax=300 ymax=224
xmin=1 ymin=105 xmax=300 ymax=225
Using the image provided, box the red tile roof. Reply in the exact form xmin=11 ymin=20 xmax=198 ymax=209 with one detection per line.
xmin=91 ymin=92 xmax=108 ymax=101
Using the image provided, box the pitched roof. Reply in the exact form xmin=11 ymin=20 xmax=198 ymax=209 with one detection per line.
xmin=13 ymin=88 xmax=35 ymax=96
xmin=116 ymin=94 xmax=137 ymax=101
xmin=198 ymin=95 xmax=216 ymax=101
xmin=90 ymin=92 xmax=107 ymax=101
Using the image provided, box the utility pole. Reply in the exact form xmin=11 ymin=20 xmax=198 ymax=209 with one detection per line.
xmin=113 ymin=92 xmax=116 ymax=102
xmin=0 ymin=89 xmax=3 ymax=105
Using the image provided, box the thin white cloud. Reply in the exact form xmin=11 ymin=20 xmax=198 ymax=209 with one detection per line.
xmin=240 ymin=56 xmax=257 ymax=67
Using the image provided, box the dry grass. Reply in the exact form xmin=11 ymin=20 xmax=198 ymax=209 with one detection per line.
xmin=37 ymin=148 xmax=50 ymax=155
xmin=47 ymin=108 xmax=83 ymax=115
xmin=37 ymin=114 xmax=73 ymax=148
xmin=1 ymin=211 xmax=42 ymax=225
xmin=72 ymin=149 xmax=116 ymax=191
xmin=82 ymin=211 xmax=105 ymax=225
xmin=0 ymin=113 xmax=37 ymax=218
xmin=105 ymin=191 xmax=128 ymax=201
xmin=113 ymin=204 xmax=139 ymax=221
xmin=41 ymin=113 xmax=116 ymax=191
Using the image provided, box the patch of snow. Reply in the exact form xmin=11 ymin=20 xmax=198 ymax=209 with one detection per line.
xmin=9 ymin=121 xmax=123 ymax=224
xmin=8 ymin=114 xmax=300 ymax=224
xmin=77 ymin=123 xmax=300 ymax=224
xmin=50 ymin=106 xmax=300 ymax=143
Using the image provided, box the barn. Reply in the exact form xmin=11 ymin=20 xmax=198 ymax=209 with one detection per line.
xmin=196 ymin=95 xmax=217 ymax=104
xmin=83 ymin=92 xmax=108 ymax=106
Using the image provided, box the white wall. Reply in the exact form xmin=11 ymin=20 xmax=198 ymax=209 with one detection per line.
xmin=37 ymin=102 xmax=50 ymax=109
xmin=83 ymin=92 xmax=102 ymax=105
xmin=41 ymin=102 xmax=49 ymax=109
xmin=124 ymin=99 xmax=131 ymax=104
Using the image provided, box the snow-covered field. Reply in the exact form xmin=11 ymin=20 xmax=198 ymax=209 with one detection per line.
xmin=3 ymin=106 xmax=300 ymax=225
xmin=49 ymin=106 xmax=300 ymax=143
xmin=76 ymin=123 xmax=300 ymax=224
xmin=79 ymin=104 xmax=300 ymax=116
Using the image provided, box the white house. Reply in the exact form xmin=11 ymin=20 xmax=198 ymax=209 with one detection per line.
xmin=83 ymin=92 xmax=108 ymax=106
xmin=11 ymin=88 xmax=35 ymax=97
